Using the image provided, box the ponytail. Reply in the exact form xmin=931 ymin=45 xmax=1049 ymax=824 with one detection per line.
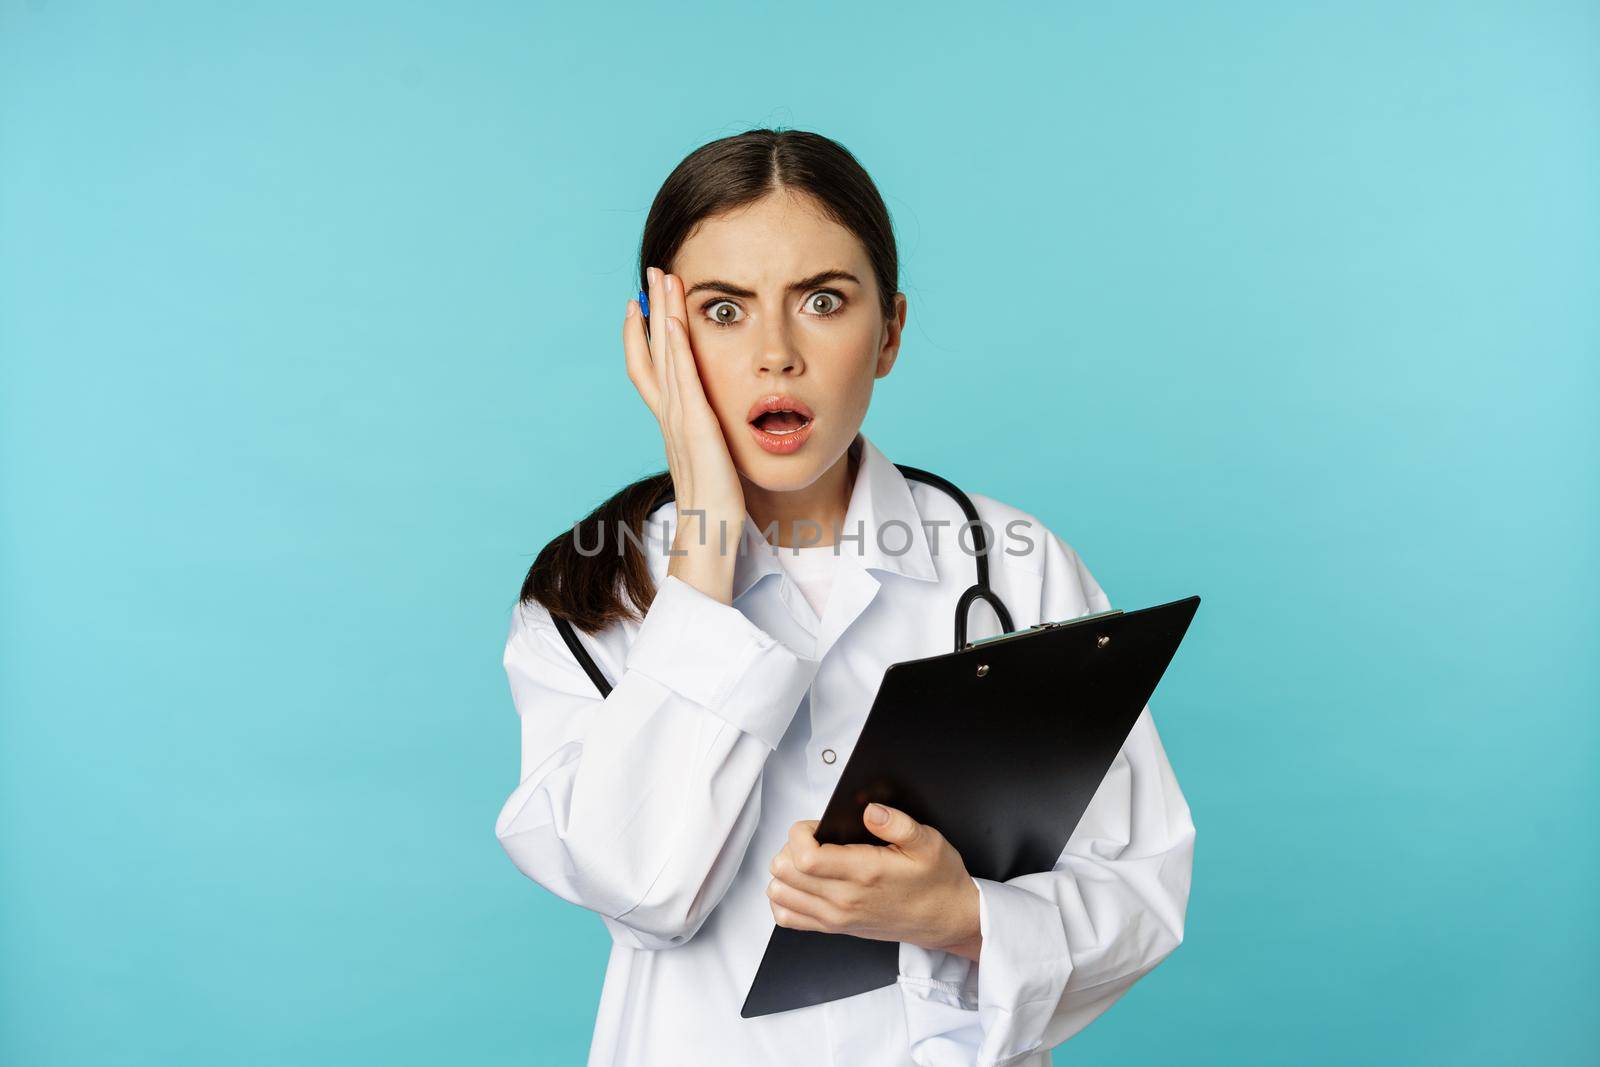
xmin=519 ymin=471 xmax=672 ymax=634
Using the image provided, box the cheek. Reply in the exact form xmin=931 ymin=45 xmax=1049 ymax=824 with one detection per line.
xmin=807 ymin=328 xmax=878 ymax=381
xmin=834 ymin=348 xmax=884 ymax=406
xmin=693 ymin=364 xmax=761 ymax=442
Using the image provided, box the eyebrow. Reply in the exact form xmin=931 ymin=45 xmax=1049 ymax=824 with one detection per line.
xmin=683 ymin=269 xmax=862 ymax=300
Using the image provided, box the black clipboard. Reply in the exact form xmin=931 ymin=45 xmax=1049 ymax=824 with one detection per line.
xmin=740 ymin=593 xmax=1201 ymax=1018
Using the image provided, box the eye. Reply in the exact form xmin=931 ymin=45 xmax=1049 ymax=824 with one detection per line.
xmin=805 ymin=291 xmax=846 ymax=317
xmin=704 ymin=299 xmax=743 ymax=328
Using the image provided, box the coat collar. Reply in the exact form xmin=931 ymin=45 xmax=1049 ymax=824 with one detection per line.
xmin=726 ymin=430 xmax=940 ymax=604
xmin=649 ymin=431 xmax=943 ymax=605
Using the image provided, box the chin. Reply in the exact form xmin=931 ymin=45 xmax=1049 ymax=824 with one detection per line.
xmin=733 ymin=427 xmax=846 ymax=492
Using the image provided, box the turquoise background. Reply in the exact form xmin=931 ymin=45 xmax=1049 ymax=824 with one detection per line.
xmin=2 ymin=2 xmax=1595 ymax=1063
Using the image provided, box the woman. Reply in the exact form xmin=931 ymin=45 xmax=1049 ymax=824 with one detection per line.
xmin=495 ymin=129 xmax=1195 ymax=1066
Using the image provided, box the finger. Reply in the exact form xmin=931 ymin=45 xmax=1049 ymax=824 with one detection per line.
xmin=783 ymin=822 xmax=881 ymax=883
xmin=770 ymin=902 xmax=827 ymax=933
xmin=658 ymin=276 xmax=681 ymax=424
xmin=786 ymin=819 xmax=820 ymax=862
xmin=767 ymin=878 xmax=848 ymax=931
xmin=666 ymin=315 xmax=695 ymax=418
xmin=769 ymin=844 xmax=856 ymax=902
xmin=646 ymin=271 xmax=678 ymax=428
xmin=659 ymin=273 xmax=697 ymax=412
xmin=665 ymin=266 xmax=691 ymax=328
xmin=663 ymin=273 xmax=715 ymax=407
xmin=781 ymin=821 xmax=836 ymax=880
xmin=623 ymin=298 xmax=660 ymax=417
xmin=771 ymin=857 xmax=870 ymax=908
xmin=644 ymin=267 xmax=674 ymax=426
xmin=646 ymin=266 xmax=668 ymax=392
xmin=862 ymin=803 xmax=929 ymax=852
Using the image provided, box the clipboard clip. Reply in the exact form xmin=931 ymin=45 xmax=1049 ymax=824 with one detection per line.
xmin=962 ymin=607 xmax=1125 ymax=651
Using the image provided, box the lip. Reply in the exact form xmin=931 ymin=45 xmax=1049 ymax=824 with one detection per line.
xmin=746 ymin=394 xmax=816 ymax=423
xmin=746 ymin=394 xmax=816 ymax=455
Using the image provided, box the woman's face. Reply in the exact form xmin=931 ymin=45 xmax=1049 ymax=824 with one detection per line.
xmin=667 ymin=189 xmax=907 ymax=493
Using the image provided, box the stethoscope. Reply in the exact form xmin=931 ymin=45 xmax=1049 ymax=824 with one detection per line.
xmin=549 ymin=288 xmax=1019 ymax=697
xmin=551 ymin=467 xmax=1018 ymax=699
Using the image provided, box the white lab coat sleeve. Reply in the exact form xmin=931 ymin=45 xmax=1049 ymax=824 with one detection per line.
xmin=897 ymin=532 xmax=1196 ymax=1066
xmin=494 ymin=573 xmax=822 ymax=951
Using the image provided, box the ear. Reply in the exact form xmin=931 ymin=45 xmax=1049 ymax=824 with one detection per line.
xmin=874 ymin=291 xmax=907 ymax=378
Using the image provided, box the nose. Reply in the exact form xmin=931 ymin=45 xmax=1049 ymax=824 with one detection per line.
xmin=754 ymin=315 xmax=804 ymax=377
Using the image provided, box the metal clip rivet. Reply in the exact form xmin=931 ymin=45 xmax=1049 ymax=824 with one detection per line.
xmin=976 ymin=663 xmax=989 ymax=677
xmin=1096 ymin=635 xmax=1111 ymax=649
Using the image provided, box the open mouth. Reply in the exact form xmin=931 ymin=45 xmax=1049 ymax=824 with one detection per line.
xmin=747 ymin=395 xmax=816 ymax=453
xmin=747 ymin=395 xmax=815 ymax=435
xmin=751 ymin=410 xmax=811 ymax=434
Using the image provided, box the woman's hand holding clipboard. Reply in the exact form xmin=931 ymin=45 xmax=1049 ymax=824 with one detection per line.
xmin=765 ymin=800 xmax=986 ymax=964
xmin=742 ymin=592 xmax=1202 ymax=1018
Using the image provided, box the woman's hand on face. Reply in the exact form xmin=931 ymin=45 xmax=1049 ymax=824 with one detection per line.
xmin=766 ymin=806 xmax=984 ymax=960
xmin=624 ymin=267 xmax=746 ymax=527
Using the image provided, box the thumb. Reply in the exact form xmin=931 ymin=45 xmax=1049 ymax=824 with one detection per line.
xmin=863 ymin=803 xmax=925 ymax=849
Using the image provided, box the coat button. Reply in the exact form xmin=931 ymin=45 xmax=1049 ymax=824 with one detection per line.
xmin=821 ymin=748 xmax=836 ymax=764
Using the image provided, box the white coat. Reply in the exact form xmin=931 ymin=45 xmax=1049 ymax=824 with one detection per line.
xmin=494 ymin=431 xmax=1195 ymax=1066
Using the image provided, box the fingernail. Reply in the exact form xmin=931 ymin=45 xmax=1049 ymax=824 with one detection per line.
xmin=625 ymin=298 xmax=635 ymax=318
xmin=664 ymin=274 xmax=677 ymax=294
xmin=867 ymin=804 xmax=888 ymax=824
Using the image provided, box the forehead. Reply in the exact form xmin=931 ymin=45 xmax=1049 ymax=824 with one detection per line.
xmin=672 ymin=190 xmax=869 ymax=286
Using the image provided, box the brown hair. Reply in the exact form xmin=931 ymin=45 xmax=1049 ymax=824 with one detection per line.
xmin=519 ymin=128 xmax=901 ymax=633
